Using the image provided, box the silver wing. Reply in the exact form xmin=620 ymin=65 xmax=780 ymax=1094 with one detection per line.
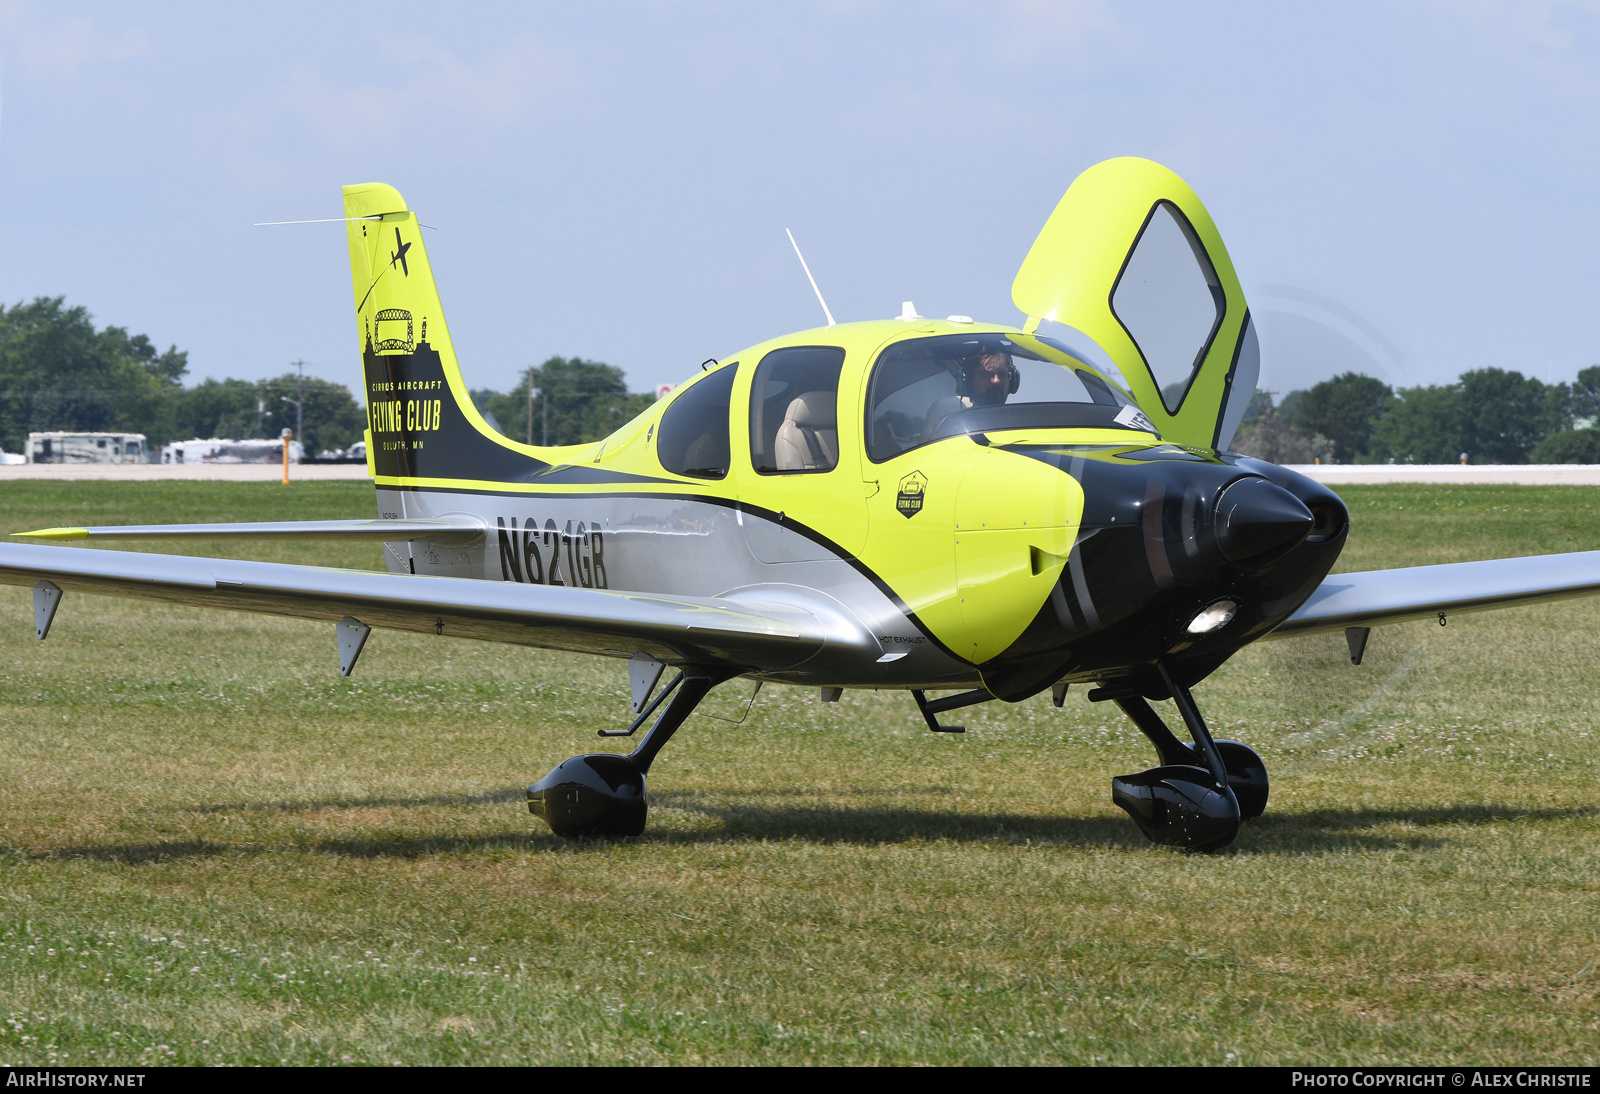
xmin=15 ymin=518 xmax=485 ymax=544
xmin=1274 ymin=549 xmax=1600 ymax=637
xmin=0 ymin=542 xmax=880 ymax=675
xmin=11 ymin=530 xmax=1597 ymax=677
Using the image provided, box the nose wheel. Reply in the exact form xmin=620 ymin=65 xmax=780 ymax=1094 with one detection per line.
xmin=1099 ymin=663 xmax=1268 ymax=851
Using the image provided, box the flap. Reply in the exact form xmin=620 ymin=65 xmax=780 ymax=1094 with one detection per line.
xmin=1012 ymin=158 xmax=1258 ymax=450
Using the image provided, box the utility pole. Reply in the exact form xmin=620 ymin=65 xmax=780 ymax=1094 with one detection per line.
xmin=280 ymin=361 xmax=307 ymax=457
xmin=526 ymin=366 xmax=547 ymax=447
xmin=293 ymin=360 xmax=305 ymax=448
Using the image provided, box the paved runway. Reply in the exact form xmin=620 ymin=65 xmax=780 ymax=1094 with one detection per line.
xmin=1282 ymin=464 xmax=1600 ymax=485
xmin=2 ymin=463 xmax=1600 ymax=485
xmin=0 ymin=463 xmax=372 ymax=481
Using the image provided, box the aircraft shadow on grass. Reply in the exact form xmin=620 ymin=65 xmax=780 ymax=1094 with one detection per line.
xmin=19 ymin=799 xmax=1597 ymax=864
xmin=187 ymin=787 xmax=528 ymax=814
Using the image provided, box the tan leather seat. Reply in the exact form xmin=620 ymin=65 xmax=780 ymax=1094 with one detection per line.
xmin=773 ymin=391 xmax=838 ymax=471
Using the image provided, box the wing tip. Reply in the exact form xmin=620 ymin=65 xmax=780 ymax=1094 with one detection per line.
xmin=13 ymin=527 xmax=87 ymax=541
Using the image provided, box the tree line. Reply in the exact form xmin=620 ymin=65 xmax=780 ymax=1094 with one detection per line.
xmin=1232 ymin=366 xmax=1600 ymax=465
xmin=0 ymin=297 xmax=367 ymax=457
xmin=0 ymin=297 xmax=656 ymax=458
xmin=471 ymin=357 xmax=655 ymax=447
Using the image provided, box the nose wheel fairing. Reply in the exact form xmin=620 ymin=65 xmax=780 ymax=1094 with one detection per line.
xmin=1106 ymin=667 xmax=1268 ymax=852
xmin=1111 ymin=766 xmax=1241 ymax=852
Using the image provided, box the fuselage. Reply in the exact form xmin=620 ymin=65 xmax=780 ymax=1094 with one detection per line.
xmin=365 ymin=318 xmax=1349 ymax=702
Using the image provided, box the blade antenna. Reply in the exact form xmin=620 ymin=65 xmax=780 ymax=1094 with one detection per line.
xmin=786 ymin=229 xmax=836 ymax=328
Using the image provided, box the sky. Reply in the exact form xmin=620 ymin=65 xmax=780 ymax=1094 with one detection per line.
xmin=0 ymin=1 xmax=1597 ymax=403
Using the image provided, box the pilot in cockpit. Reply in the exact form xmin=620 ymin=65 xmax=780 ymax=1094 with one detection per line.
xmin=921 ymin=347 xmax=1019 ymax=441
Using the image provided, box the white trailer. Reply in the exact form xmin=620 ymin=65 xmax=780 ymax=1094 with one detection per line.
xmin=162 ymin=438 xmax=304 ymax=464
xmin=27 ymin=432 xmax=148 ymax=464
xmin=161 ymin=438 xmax=227 ymax=464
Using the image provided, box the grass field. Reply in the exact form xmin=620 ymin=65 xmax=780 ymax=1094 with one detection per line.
xmin=0 ymin=480 xmax=1595 ymax=1065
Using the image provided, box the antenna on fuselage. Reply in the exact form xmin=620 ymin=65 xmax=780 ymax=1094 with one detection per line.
xmin=785 ymin=229 xmax=837 ymax=328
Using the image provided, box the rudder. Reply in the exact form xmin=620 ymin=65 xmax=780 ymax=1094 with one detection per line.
xmin=343 ymin=183 xmax=545 ymax=482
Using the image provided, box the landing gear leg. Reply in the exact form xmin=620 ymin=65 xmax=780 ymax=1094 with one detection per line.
xmin=1111 ymin=694 xmax=1197 ymax=768
xmin=1106 ymin=664 xmax=1268 ymax=851
xmin=527 ymin=667 xmax=732 ymax=838
xmin=1161 ymin=667 xmax=1269 ymax=821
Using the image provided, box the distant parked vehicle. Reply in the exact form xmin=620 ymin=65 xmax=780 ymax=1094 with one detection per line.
xmin=162 ymin=438 xmax=305 ymax=464
xmin=27 ymin=432 xmax=147 ymax=464
xmin=206 ymin=439 xmax=304 ymax=463
xmin=302 ymin=440 xmax=367 ymax=464
xmin=0 ymin=447 xmax=25 ymax=466
xmin=162 ymin=438 xmax=227 ymax=464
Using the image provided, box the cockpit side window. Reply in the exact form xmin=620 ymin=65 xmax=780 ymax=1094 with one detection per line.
xmin=749 ymin=346 xmax=846 ymax=474
xmin=658 ymin=363 xmax=739 ymax=479
xmin=864 ymin=332 xmax=1139 ymax=462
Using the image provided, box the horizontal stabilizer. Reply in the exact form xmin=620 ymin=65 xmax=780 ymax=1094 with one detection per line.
xmin=0 ymin=542 xmax=878 ymax=673
xmin=13 ymin=518 xmax=486 ymax=545
xmin=1273 ymin=550 xmax=1600 ymax=637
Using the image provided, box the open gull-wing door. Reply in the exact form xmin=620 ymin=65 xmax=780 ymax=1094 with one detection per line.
xmin=1012 ymin=157 xmax=1259 ymax=450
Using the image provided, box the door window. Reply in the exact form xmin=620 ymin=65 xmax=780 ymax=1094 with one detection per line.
xmin=749 ymin=346 xmax=845 ymax=474
xmin=1110 ymin=201 xmax=1226 ymax=413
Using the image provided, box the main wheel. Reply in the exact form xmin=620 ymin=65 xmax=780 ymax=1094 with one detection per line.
xmin=527 ymin=753 xmax=647 ymax=837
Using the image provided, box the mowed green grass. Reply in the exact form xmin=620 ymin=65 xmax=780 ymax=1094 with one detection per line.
xmin=0 ymin=480 xmax=1595 ymax=1066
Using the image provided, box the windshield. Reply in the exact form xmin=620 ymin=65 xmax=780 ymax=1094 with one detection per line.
xmin=864 ymin=332 xmax=1144 ymax=462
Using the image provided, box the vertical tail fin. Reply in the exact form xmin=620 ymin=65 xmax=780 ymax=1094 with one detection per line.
xmin=343 ymin=183 xmax=543 ymax=482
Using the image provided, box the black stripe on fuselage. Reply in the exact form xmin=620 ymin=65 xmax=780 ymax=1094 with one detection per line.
xmin=522 ymin=465 xmax=681 ymax=486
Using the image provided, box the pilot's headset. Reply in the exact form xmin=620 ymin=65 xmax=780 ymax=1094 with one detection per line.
xmin=958 ymin=341 xmax=1021 ymax=395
